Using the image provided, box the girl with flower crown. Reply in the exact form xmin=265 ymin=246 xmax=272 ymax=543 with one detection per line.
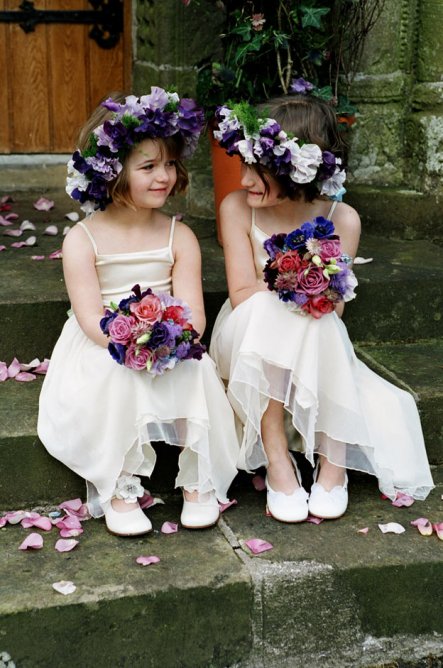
xmin=38 ymin=87 xmax=239 ymax=536
xmin=209 ymin=94 xmax=434 ymax=522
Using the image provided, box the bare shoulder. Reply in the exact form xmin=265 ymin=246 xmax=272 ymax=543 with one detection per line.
xmin=62 ymin=221 xmax=94 ymax=258
xmin=220 ymin=190 xmax=250 ymax=235
xmin=333 ymin=201 xmax=361 ymax=234
xmin=220 ymin=189 xmax=248 ymax=217
xmin=172 ymin=219 xmax=201 ymax=258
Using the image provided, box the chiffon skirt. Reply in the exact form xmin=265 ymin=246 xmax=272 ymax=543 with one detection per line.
xmin=38 ymin=315 xmax=239 ymax=517
xmin=209 ymin=291 xmax=434 ymax=500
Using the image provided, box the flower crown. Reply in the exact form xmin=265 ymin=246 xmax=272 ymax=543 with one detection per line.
xmin=213 ymin=101 xmax=346 ymax=198
xmin=66 ymin=87 xmax=205 ymax=213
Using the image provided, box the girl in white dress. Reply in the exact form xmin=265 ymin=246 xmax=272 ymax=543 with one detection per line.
xmin=38 ymin=87 xmax=239 ymax=536
xmin=209 ymin=95 xmax=434 ymax=523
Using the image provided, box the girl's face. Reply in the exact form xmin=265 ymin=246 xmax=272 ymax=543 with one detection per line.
xmin=240 ymin=164 xmax=283 ymax=208
xmin=126 ymin=139 xmax=177 ymax=209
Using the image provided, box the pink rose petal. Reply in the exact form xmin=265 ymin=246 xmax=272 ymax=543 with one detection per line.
xmin=34 ymin=359 xmax=50 ymax=374
xmin=19 ymin=357 xmax=40 ymax=371
xmin=0 ymin=517 xmax=7 ymax=527
xmin=0 ymin=362 xmax=8 ymax=381
xmin=306 ymin=515 xmax=324 ymax=524
xmin=1 ymin=195 xmax=14 ymax=203
xmin=59 ymin=498 xmax=83 ymax=512
xmin=19 ymin=532 xmax=44 ymax=550
xmin=410 ymin=517 xmax=433 ymax=536
xmin=5 ymin=510 xmax=27 ymax=524
xmin=10 ymin=241 xmax=27 ymax=248
xmin=15 ymin=371 xmax=37 ymax=382
xmin=139 ymin=491 xmax=164 ymax=509
xmin=56 ymin=515 xmax=83 ymax=531
xmin=219 ymin=499 xmax=238 ymax=513
xmin=44 ymin=225 xmax=58 ymax=236
xmin=64 ymin=212 xmax=79 ymax=222
xmin=244 ymin=538 xmax=273 ymax=554
xmin=48 ymin=249 xmax=62 ymax=259
xmin=3 ymin=228 xmax=23 ymax=237
xmin=31 ymin=255 xmax=46 ymax=260
xmin=136 ymin=555 xmax=160 ymax=566
xmin=378 ymin=522 xmax=406 ymax=534
xmin=0 ymin=245 xmax=6 ymax=251
xmin=20 ymin=220 xmax=36 ymax=231
xmin=392 ymin=492 xmax=415 ymax=508
xmin=58 ymin=498 xmax=89 ymax=519
xmin=33 ymin=197 xmax=54 ymax=211
xmin=7 ymin=358 xmax=21 ymax=378
xmin=433 ymin=522 xmax=443 ymax=540
xmin=55 ymin=538 xmax=79 ymax=552
xmin=25 ymin=236 xmax=37 ymax=246
xmin=63 ymin=226 xmax=71 ymax=235
xmin=252 ymin=475 xmax=266 ymax=491
xmin=59 ymin=527 xmax=84 ymax=538
xmin=357 ymin=527 xmax=369 ymax=534
xmin=21 ymin=514 xmax=52 ymax=531
xmin=0 ymin=215 xmax=14 ymax=226
xmin=161 ymin=521 xmax=178 ymax=534
xmin=52 ymin=580 xmax=76 ymax=595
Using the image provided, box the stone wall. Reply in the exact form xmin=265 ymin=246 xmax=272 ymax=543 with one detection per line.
xmin=132 ymin=0 xmax=443 ymax=240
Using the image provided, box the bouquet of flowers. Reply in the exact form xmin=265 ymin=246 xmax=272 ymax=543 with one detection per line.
xmin=263 ymin=217 xmax=358 ymax=319
xmin=100 ymin=284 xmax=206 ymax=375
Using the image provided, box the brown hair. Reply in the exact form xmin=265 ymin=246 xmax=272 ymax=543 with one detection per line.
xmin=255 ymin=94 xmax=348 ymax=202
xmin=77 ymin=92 xmax=189 ymax=208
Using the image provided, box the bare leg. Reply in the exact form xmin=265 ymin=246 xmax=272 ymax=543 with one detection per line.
xmin=261 ymin=398 xmax=299 ymax=494
xmin=317 ymin=455 xmax=346 ymax=491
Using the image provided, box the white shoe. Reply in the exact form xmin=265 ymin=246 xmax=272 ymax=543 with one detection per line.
xmin=180 ymin=491 xmax=220 ymax=529
xmin=308 ymin=467 xmax=348 ymax=519
xmin=105 ymin=503 xmax=152 ymax=536
xmin=266 ymin=455 xmax=309 ymax=523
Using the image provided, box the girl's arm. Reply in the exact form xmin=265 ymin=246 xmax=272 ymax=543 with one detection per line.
xmin=220 ymin=191 xmax=267 ymax=308
xmin=62 ymin=225 xmax=109 ymax=347
xmin=171 ymin=222 xmax=206 ymax=337
xmin=333 ymin=202 xmax=361 ymax=318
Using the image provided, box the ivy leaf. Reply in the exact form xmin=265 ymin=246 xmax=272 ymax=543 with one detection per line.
xmin=301 ymin=7 xmax=330 ymax=29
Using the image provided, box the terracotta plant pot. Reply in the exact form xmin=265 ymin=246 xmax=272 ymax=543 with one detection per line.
xmin=209 ymin=129 xmax=242 ymax=245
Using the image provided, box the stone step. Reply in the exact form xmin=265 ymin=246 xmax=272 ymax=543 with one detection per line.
xmin=0 ymin=468 xmax=442 ymax=668
xmin=0 ymin=339 xmax=441 ymax=510
xmin=1 ymin=190 xmax=442 ymax=361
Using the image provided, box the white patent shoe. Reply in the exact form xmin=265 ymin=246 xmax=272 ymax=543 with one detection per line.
xmin=105 ymin=474 xmax=152 ymax=536
xmin=266 ymin=455 xmax=309 ymax=523
xmin=180 ymin=490 xmax=220 ymax=529
xmin=308 ymin=467 xmax=348 ymax=520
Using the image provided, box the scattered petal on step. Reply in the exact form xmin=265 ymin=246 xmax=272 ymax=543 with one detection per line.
xmin=378 ymin=522 xmax=405 ymax=534
xmin=48 ymin=249 xmax=63 ymax=259
xmin=7 ymin=358 xmax=21 ymax=378
xmin=58 ymin=498 xmax=90 ymax=519
xmin=19 ymin=532 xmax=44 ymax=550
xmin=0 ymin=203 xmax=12 ymax=212
xmin=410 ymin=517 xmax=433 ymax=536
xmin=353 ymin=256 xmax=373 ymax=264
xmin=219 ymin=499 xmax=238 ymax=513
xmin=1 ymin=195 xmax=14 ymax=203
xmin=65 ymin=211 xmax=79 ymax=222
xmin=15 ymin=371 xmax=37 ymax=382
xmin=55 ymin=515 xmax=83 ymax=533
xmin=0 ymin=214 xmax=17 ymax=225
xmin=306 ymin=515 xmax=324 ymax=524
xmin=357 ymin=527 xmax=369 ymax=534
xmin=433 ymin=523 xmax=443 ymax=540
xmin=244 ymin=538 xmax=273 ymax=554
xmin=52 ymin=580 xmax=76 ymax=595
xmin=21 ymin=514 xmax=52 ymax=531
xmin=19 ymin=357 xmax=41 ymax=371
xmin=33 ymin=196 xmax=54 ymax=211
xmin=20 ymin=220 xmax=36 ymax=231
xmin=31 ymin=255 xmax=45 ymax=260
xmin=59 ymin=527 xmax=84 ymax=538
xmin=5 ymin=510 xmax=27 ymax=524
xmin=391 ymin=492 xmax=415 ymax=507
xmin=34 ymin=358 xmax=50 ymax=374
xmin=136 ymin=555 xmax=160 ymax=566
xmin=161 ymin=521 xmax=178 ymax=534
xmin=55 ymin=538 xmax=79 ymax=552
xmin=11 ymin=236 xmax=37 ymax=248
xmin=0 ymin=516 xmax=7 ymax=528
xmin=63 ymin=226 xmax=71 ymax=235
xmin=3 ymin=228 xmax=23 ymax=237
xmin=0 ymin=362 xmax=8 ymax=381
xmin=0 ymin=245 xmax=6 ymax=251
xmin=252 ymin=475 xmax=266 ymax=491
xmin=139 ymin=491 xmax=164 ymax=509
xmin=44 ymin=225 xmax=58 ymax=236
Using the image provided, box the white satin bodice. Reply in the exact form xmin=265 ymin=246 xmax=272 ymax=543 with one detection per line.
xmin=78 ymin=218 xmax=175 ymax=305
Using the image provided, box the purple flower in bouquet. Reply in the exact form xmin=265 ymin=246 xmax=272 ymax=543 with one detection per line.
xmin=100 ymin=284 xmax=206 ymax=375
xmin=263 ymin=219 xmax=357 ymax=318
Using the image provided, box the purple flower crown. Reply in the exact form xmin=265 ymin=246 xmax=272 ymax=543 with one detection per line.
xmin=66 ymin=87 xmax=205 ymax=213
xmin=213 ymin=101 xmax=346 ymax=198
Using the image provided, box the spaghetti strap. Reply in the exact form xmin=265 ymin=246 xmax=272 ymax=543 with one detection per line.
xmin=167 ymin=216 xmax=176 ymax=262
xmin=327 ymin=200 xmax=338 ymax=220
xmin=78 ymin=221 xmax=99 ymax=256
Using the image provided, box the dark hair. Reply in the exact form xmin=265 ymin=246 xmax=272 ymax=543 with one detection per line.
xmin=255 ymin=94 xmax=348 ymax=202
xmin=77 ymin=92 xmax=189 ymax=209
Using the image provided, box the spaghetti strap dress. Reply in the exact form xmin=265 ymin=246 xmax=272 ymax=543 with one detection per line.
xmin=209 ymin=205 xmax=434 ymax=501
xmin=38 ymin=216 xmax=239 ymax=517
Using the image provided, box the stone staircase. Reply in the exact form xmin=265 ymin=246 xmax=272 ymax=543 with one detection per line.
xmin=0 ymin=186 xmax=442 ymax=668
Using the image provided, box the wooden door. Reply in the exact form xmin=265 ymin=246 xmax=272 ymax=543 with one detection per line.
xmin=0 ymin=0 xmax=132 ymax=153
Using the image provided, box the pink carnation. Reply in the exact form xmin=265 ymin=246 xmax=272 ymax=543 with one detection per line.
xmin=124 ymin=344 xmax=154 ymax=371
xmin=130 ymin=294 xmax=162 ymax=324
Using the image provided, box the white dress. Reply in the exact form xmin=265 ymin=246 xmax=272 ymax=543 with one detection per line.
xmin=209 ymin=208 xmax=434 ymax=501
xmin=38 ymin=217 xmax=239 ymax=517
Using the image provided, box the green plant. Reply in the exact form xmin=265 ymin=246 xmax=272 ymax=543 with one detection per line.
xmin=192 ymin=0 xmax=384 ymax=122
